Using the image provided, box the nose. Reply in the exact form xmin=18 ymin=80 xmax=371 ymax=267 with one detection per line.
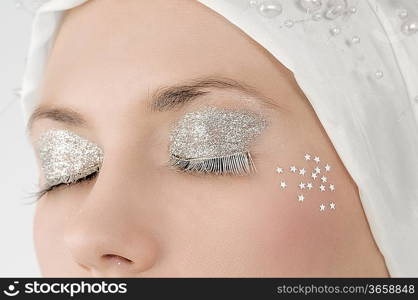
xmin=63 ymin=179 xmax=159 ymax=277
xmin=64 ymin=221 xmax=158 ymax=277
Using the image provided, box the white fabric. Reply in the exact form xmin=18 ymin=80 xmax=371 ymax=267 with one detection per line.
xmin=19 ymin=0 xmax=418 ymax=277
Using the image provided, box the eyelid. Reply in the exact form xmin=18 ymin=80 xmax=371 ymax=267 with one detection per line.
xmin=37 ymin=129 xmax=103 ymax=189
xmin=168 ymin=106 xmax=267 ymax=176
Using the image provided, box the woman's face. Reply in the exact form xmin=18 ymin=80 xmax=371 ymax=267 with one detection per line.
xmin=29 ymin=0 xmax=389 ymax=277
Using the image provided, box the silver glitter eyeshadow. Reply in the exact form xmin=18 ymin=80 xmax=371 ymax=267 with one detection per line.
xmin=169 ymin=106 xmax=267 ymax=165
xmin=37 ymin=129 xmax=104 ymax=188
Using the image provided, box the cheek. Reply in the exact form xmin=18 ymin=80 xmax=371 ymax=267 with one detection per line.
xmin=171 ymin=174 xmax=319 ymax=271
xmin=205 ymin=153 xmax=353 ymax=273
xmin=218 ymin=177 xmax=317 ymax=270
xmin=34 ymin=201 xmax=58 ymax=274
xmin=33 ymin=192 xmax=83 ymax=275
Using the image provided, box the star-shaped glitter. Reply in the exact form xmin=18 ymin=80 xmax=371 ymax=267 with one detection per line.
xmin=330 ymin=202 xmax=336 ymax=209
xmin=299 ymin=168 xmax=306 ymax=176
xmin=325 ymin=164 xmax=331 ymax=172
xmin=314 ymin=156 xmax=320 ymax=163
xmin=319 ymin=184 xmax=326 ymax=192
xmin=276 ymin=167 xmax=283 ymax=174
xmin=321 ymin=176 xmax=327 ymax=183
xmin=298 ymin=194 xmax=305 ymax=202
xmin=306 ymin=182 xmax=313 ymax=190
xmin=280 ymin=181 xmax=287 ymax=189
xmin=298 ymin=182 xmax=306 ymax=189
xmin=320 ymin=204 xmax=326 ymax=211
xmin=329 ymin=184 xmax=335 ymax=191
xmin=304 ymin=154 xmax=311 ymax=161
xmin=311 ymin=172 xmax=318 ymax=180
xmin=314 ymin=167 xmax=321 ymax=174
xmin=290 ymin=166 xmax=297 ymax=173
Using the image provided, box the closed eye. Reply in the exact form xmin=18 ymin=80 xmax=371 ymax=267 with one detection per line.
xmin=169 ymin=152 xmax=257 ymax=176
xmin=35 ymin=171 xmax=99 ymax=200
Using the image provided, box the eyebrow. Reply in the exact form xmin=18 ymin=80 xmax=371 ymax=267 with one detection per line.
xmin=27 ymin=76 xmax=281 ymax=132
xmin=28 ymin=107 xmax=87 ymax=132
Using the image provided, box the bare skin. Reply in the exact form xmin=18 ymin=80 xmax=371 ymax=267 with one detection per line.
xmin=29 ymin=0 xmax=389 ymax=277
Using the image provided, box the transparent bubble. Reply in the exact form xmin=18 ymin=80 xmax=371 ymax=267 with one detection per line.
xmin=401 ymin=19 xmax=418 ymax=36
xmin=258 ymin=0 xmax=283 ymax=18
xmin=375 ymin=70 xmax=384 ymax=79
xmin=299 ymin=0 xmax=322 ymax=13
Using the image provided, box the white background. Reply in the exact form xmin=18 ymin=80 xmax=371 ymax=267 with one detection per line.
xmin=0 ymin=0 xmax=41 ymax=277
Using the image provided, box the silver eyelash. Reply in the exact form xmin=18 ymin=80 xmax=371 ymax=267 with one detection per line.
xmin=169 ymin=152 xmax=257 ymax=176
xmin=45 ymin=165 xmax=101 ymax=189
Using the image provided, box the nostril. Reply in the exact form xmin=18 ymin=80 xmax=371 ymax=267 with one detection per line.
xmin=102 ymin=254 xmax=133 ymax=264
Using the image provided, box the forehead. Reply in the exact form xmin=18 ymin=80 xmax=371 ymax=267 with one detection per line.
xmin=35 ymin=0 xmax=292 ymax=135
xmin=42 ymin=0 xmax=267 ymax=93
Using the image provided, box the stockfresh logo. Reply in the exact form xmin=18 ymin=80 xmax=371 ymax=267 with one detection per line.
xmin=3 ymin=281 xmax=20 ymax=297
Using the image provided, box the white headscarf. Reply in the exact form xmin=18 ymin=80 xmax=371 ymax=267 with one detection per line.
xmin=19 ymin=0 xmax=418 ymax=277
